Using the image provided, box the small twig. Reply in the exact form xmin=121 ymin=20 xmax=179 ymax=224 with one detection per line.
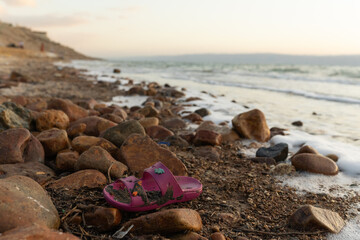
xmin=61 ymin=206 xmax=78 ymax=222
xmin=107 ymin=163 xmax=114 ymax=183
xmin=234 ymin=228 xmax=326 ymax=236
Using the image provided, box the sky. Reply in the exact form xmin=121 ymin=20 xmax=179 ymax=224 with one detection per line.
xmin=1 ymin=0 xmax=360 ymax=58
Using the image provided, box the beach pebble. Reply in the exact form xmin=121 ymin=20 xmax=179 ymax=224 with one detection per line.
xmin=71 ymin=136 xmax=118 ymax=157
xmin=193 ymin=129 xmax=222 ymax=146
xmin=197 ymin=121 xmax=240 ymax=143
xmin=164 ymin=135 xmax=189 ymax=148
xmin=0 ymin=128 xmax=44 ymax=164
xmin=195 ymin=108 xmax=211 ymax=117
xmin=232 ymin=109 xmax=270 ymax=142
xmin=326 ymin=154 xmax=339 ymax=162
xmin=70 ymin=116 xmax=117 ymax=137
xmin=256 ymin=143 xmax=288 ymax=162
xmin=289 ymin=205 xmax=345 ymax=233
xmin=47 ymin=98 xmax=88 ymax=122
xmin=25 ymin=98 xmax=48 ymax=112
xmin=292 ymin=145 xmax=319 ymax=158
xmin=101 ymin=113 xmax=124 ymax=124
xmin=75 ymin=146 xmax=128 ymax=179
xmin=139 ymin=117 xmax=159 ymax=128
xmin=183 ymin=113 xmax=203 ymax=123
xmin=0 ymin=161 xmax=55 ymax=184
xmin=66 ymin=122 xmax=86 ymax=138
xmin=270 ymin=127 xmax=286 ymax=138
xmin=146 ymin=125 xmax=174 ymax=140
xmin=0 ymin=102 xmax=31 ymax=130
xmin=35 ymin=109 xmax=69 ymax=131
xmin=113 ymin=68 xmax=121 ymax=73
xmin=0 ymin=175 xmax=60 ymax=232
xmin=0 ymin=224 xmax=79 ymax=240
xmin=128 ymin=86 xmax=146 ymax=95
xmin=36 ymin=128 xmax=70 ymax=157
xmin=185 ymin=97 xmax=202 ymax=102
xmin=120 ymin=134 xmax=187 ymax=176
xmin=48 ymin=169 xmax=107 ymax=190
xmin=137 ymin=105 xmax=159 ymax=117
xmin=159 ymin=88 xmax=185 ymax=98
xmin=292 ymin=120 xmax=303 ymax=127
xmin=55 ymin=150 xmax=79 ymax=171
xmin=291 ymin=153 xmax=339 ymax=175
xmin=162 ymin=118 xmax=187 ymax=131
xmin=210 ymin=232 xmax=226 ymax=240
xmin=84 ymin=207 xmax=121 ymax=232
xmin=102 ymin=120 xmax=146 ymax=147
xmin=123 ymin=208 xmax=202 ymax=235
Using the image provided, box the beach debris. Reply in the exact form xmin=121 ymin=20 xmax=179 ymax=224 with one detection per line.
xmin=232 ymin=109 xmax=270 ymax=142
xmin=112 ymin=225 xmax=134 ymax=239
xmin=291 ymin=153 xmax=339 ymax=175
xmin=256 ymin=143 xmax=289 ymax=162
xmin=289 ymin=205 xmax=345 ymax=233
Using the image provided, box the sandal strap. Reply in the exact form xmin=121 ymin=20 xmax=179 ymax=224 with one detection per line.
xmin=142 ymin=162 xmax=183 ymax=199
xmin=118 ymin=176 xmax=150 ymax=207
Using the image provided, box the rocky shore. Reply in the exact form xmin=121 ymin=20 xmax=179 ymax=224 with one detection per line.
xmin=0 ymin=55 xmax=357 ymax=240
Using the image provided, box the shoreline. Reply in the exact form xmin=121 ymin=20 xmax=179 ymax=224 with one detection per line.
xmin=0 ymin=53 xmax=358 ymax=239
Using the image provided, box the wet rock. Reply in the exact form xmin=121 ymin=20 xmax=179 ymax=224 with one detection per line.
xmin=84 ymin=207 xmax=121 ymax=232
xmin=292 ymin=120 xmax=303 ymax=127
xmin=0 ymin=176 xmax=60 ymax=232
xmin=193 ymin=146 xmax=220 ymax=161
xmin=210 ymin=232 xmax=226 ymax=240
xmin=232 ymin=109 xmax=270 ymax=142
xmin=270 ymin=127 xmax=286 ymax=138
xmin=0 ymin=224 xmax=79 ymax=240
xmin=55 ymin=150 xmax=79 ymax=171
xmin=102 ymin=120 xmax=146 ymax=147
xmin=47 ymin=98 xmax=88 ymax=122
xmin=0 ymin=102 xmax=31 ymax=130
xmin=179 ymin=131 xmax=196 ymax=144
xmin=193 ymin=130 xmax=222 ymax=146
xmin=159 ymin=88 xmax=185 ymax=98
xmin=256 ymin=143 xmax=288 ymax=162
xmin=48 ymin=170 xmax=107 ymax=190
xmin=195 ymin=108 xmax=210 ymax=117
xmin=36 ymin=128 xmax=70 ymax=157
xmin=0 ymin=162 xmax=55 ymax=185
xmin=197 ymin=121 xmax=240 ymax=143
xmin=101 ymin=113 xmax=124 ymax=123
xmin=270 ymin=163 xmax=296 ymax=175
xmin=70 ymin=116 xmax=117 ymax=136
xmin=75 ymin=146 xmax=128 ymax=179
xmin=292 ymin=145 xmax=319 ymax=158
xmin=128 ymin=86 xmax=146 ymax=95
xmin=146 ymin=125 xmax=174 ymax=140
xmin=162 ymin=118 xmax=187 ymax=131
xmin=289 ymin=205 xmax=345 ymax=233
xmin=36 ymin=109 xmax=69 ymax=131
xmin=71 ymin=136 xmax=118 ymax=157
xmin=113 ymin=68 xmax=121 ymax=73
xmin=120 ymin=134 xmax=186 ymax=176
xmin=326 ymin=154 xmax=339 ymax=162
xmin=183 ymin=113 xmax=203 ymax=123
xmin=291 ymin=153 xmax=339 ymax=175
xmin=171 ymin=232 xmax=207 ymax=240
xmin=137 ymin=105 xmax=159 ymax=117
xmin=123 ymin=208 xmax=202 ymax=235
xmin=66 ymin=122 xmax=86 ymax=138
xmin=139 ymin=117 xmax=159 ymax=128
xmin=164 ymin=135 xmax=189 ymax=148
xmin=185 ymin=97 xmax=202 ymax=102
xmin=249 ymin=157 xmax=276 ymax=165
xmin=0 ymin=128 xmax=44 ymax=164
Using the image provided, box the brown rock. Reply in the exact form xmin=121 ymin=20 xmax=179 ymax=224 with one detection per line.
xmin=47 ymin=98 xmax=88 ymax=122
xmin=326 ymin=154 xmax=339 ymax=162
xmin=0 ymin=128 xmax=44 ymax=164
xmin=75 ymin=98 xmax=98 ymax=110
xmin=289 ymin=205 xmax=345 ymax=233
xmin=70 ymin=116 xmax=117 ymax=137
xmin=146 ymin=125 xmax=174 ymax=140
xmin=171 ymin=232 xmax=207 ymax=240
xmin=36 ymin=110 xmax=70 ymax=131
xmin=75 ymin=146 xmax=128 ymax=179
xmin=232 ymin=109 xmax=270 ymax=142
xmin=270 ymin=163 xmax=296 ymax=175
xmin=55 ymin=150 xmax=79 ymax=171
xmin=0 ymin=176 xmax=60 ymax=232
xmin=291 ymin=153 xmax=339 ymax=175
xmin=0 ymin=224 xmax=79 ymax=240
xmin=101 ymin=113 xmax=124 ymax=123
xmin=183 ymin=113 xmax=203 ymax=123
xmin=0 ymin=162 xmax=55 ymax=185
xmin=128 ymin=86 xmax=146 ymax=95
xmin=137 ymin=105 xmax=159 ymax=117
xmin=193 ymin=146 xmax=220 ymax=161
xmin=292 ymin=145 xmax=319 ymax=159
xmin=71 ymin=136 xmax=119 ymax=157
xmin=124 ymin=208 xmax=202 ymax=235
xmin=36 ymin=128 xmax=70 ymax=157
xmin=197 ymin=121 xmax=240 ymax=143
xmin=120 ymin=134 xmax=187 ymax=176
xmin=84 ymin=207 xmax=121 ymax=232
xmin=210 ymin=232 xmax=226 ymax=240
xmin=48 ymin=170 xmax=107 ymax=190
xmin=139 ymin=117 xmax=159 ymax=128
xmin=66 ymin=122 xmax=86 ymax=138
xmin=193 ymin=130 xmax=222 ymax=146
xmin=25 ymin=99 xmax=48 ymax=112
xmin=162 ymin=118 xmax=187 ymax=131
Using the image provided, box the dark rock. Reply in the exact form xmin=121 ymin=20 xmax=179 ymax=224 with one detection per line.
xmin=113 ymin=68 xmax=121 ymax=73
xmin=195 ymin=108 xmax=210 ymax=117
xmin=270 ymin=127 xmax=287 ymax=138
xmin=292 ymin=121 xmax=303 ymax=127
xmin=183 ymin=113 xmax=203 ymax=123
xmin=256 ymin=143 xmax=288 ymax=162
xmin=164 ymin=135 xmax=189 ymax=148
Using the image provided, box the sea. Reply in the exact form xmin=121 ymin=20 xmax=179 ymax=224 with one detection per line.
xmin=59 ymin=59 xmax=360 ymax=238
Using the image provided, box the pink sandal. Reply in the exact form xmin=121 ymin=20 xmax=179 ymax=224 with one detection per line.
xmin=103 ymin=162 xmax=202 ymax=212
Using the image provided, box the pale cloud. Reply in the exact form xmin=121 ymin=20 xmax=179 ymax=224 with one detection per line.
xmin=3 ymin=14 xmax=88 ymax=28
xmin=1 ymin=0 xmax=36 ymax=7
